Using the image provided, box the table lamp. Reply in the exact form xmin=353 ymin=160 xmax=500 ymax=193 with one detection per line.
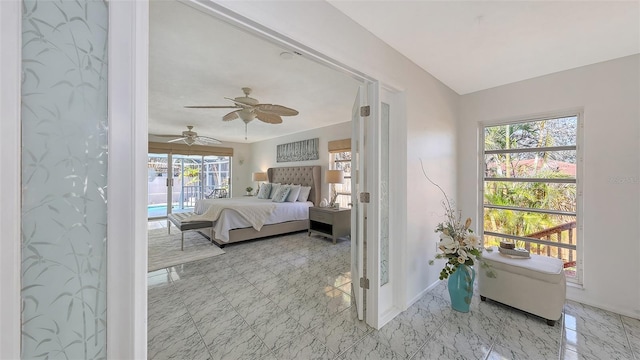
xmin=325 ymin=169 xmax=344 ymax=209
xmin=252 ymin=172 xmax=268 ymax=194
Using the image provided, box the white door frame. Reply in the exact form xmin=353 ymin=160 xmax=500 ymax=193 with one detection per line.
xmin=106 ymin=2 xmax=150 ymax=359
xmin=364 ymin=82 xmax=380 ymax=327
xmin=376 ymin=86 xmax=407 ymax=327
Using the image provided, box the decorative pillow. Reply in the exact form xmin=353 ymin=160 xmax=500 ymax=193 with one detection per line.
xmin=286 ymin=185 xmax=302 ymax=202
xmin=278 ymin=184 xmax=291 ymax=198
xmin=297 ymin=186 xmax=312 ymax=202
xmin=256 ymin=183 xmax=272 ymax=199
xmin=271 ymin=185 xmax=291 ymax=203
xmin=269 ymin=183 xmax=281 ymax=199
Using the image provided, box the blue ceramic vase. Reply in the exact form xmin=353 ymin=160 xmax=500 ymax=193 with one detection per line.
xmin=447 ymin=264 xmax=476 ymax=312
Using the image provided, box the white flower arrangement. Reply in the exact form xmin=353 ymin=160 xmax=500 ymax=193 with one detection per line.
xmin=421 ymin=160 xmax=492 ymax=280
xmin=430 ymin=207 xmax=484 ymax=280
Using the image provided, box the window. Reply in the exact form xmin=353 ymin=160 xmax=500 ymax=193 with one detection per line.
xmin=481 ymin=114 xmax=581 ymax=281
xmin=328 ymin=138 xmax=352 ymax=209
xmin=330 ymin=151 xmax=351 ymax=208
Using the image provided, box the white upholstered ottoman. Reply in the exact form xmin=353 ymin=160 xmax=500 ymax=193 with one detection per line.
xmin=479 ymin=250 xmax=566 ymax=326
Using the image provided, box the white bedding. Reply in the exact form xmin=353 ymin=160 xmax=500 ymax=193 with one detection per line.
xmin=194 ymin=197 xmax=312 ymax=242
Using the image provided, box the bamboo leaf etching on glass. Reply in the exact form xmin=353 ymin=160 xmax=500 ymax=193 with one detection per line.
xmin=21 ymin=1 xmax=109 ymax=358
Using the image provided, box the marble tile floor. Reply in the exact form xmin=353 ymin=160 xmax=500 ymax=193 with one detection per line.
xmin=147 ymin=228 xmax=639 ymax=359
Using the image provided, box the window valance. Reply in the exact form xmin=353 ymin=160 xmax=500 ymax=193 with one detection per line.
xmin=328 ymin=138 xmax=351 ymax=153
xmin=148 ymin=142 xmax=233 ymax=156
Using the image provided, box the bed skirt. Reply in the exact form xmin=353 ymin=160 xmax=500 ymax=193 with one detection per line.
xmin=212 ymin=219 xmax=308 ymax=247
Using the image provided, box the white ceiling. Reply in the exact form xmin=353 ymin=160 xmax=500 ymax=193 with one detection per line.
xmin=149 ymin=1 xmax=360 ymax=144
xmin=329 ymin=1 xmax=640 ymax=95
xmin=150 ymin=1 xmax=639 ymax=144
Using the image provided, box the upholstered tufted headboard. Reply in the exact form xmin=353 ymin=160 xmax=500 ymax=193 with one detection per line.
xmin=267 ymin=166 xmax=321 ymax=206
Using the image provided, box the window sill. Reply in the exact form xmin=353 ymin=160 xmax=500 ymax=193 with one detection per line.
xmin=566 ymin=281 xmax=584 ymax=290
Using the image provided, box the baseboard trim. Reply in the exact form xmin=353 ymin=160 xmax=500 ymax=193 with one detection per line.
xmin=567 ymin=294 xmax=640 ymax=320
xmin=378 ymin=307 xmax=402 ymax=328
xmin=406 ymin=280 xmax=443 ymax=308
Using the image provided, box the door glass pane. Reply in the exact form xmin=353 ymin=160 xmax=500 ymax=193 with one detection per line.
xmin=172 ymin=154 xmax=202 ymax=212
xmin=380 ymin=102 xmax=390 ymax=285
xmin=21 ymin=0 xmax=108 ymax=357
xmin=203 ymin=155 xmax=231 ymax=199
xmin=148 ymin=154 xmax=169 ymax=218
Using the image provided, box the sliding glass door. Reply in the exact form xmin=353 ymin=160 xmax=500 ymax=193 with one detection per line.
xmin=148 ymin=153 xmax=231 ymax=219
xmin=172 ymin=154 xmax=202 ymax=212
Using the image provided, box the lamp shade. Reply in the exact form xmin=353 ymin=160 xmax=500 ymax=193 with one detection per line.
xmin=252 ymin=172 xmax=268 ymax=182
xmin=325 ymin=170 xmax=344 ymax=184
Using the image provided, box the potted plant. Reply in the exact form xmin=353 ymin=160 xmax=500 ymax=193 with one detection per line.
xmin=245 ymin=186 xmax=253 ymax=196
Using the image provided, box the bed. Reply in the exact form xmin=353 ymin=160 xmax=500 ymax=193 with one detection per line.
xmin=192 ymin=165 xmax=321 ymax=246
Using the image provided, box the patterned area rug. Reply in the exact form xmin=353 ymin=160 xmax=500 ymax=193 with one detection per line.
xmin=148 ymin=228 xmax=225 ymax=272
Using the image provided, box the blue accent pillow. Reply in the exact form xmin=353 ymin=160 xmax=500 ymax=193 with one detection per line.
xmin=257 ymin=183 xmax=272 ymax=199
xmin=269 ymin=183 xmax=281 ymax=198
xmin=271 ymin=185 xmax=291 ymax=203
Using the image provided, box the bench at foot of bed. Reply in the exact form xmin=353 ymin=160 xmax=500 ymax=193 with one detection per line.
xmin=167 ymin=212 xmax=214 ymax=251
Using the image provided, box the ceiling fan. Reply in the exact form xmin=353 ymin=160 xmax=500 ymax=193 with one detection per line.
xmin=153 ymin=125 xmax=221 ymax=146
xmin=184 ymin=87 xmax=299 ymax=139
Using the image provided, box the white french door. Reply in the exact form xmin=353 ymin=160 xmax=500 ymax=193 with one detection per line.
xmin=351 ymin=81 xmax=380 ymax=323
xmin=351 ymin=85 xmax=366 ymax=320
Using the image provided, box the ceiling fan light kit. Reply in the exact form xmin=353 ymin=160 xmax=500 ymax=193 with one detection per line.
xmin=185 ymin=87 xmax=299 ymax=140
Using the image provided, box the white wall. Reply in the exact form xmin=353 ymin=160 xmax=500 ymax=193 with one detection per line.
xmin=458 ymin=55 xmax=640 ymax=318
xmin=226 ymin=141 xmax=252 ymax=198
xmin=248 ymin=121 xmax=351 ymax=202
xmin=215 ymin=0 xmax=460 ymax=307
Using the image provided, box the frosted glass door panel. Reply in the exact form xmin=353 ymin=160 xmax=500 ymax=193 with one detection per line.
xmin=380 ymin=103 xmax=390 ymax=285
xmin=21 ymin=1 xmax=109 ymax=358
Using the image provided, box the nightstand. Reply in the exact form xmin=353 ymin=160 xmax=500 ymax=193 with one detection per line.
xmin=308 ymin=207 xmax=351 ymax=244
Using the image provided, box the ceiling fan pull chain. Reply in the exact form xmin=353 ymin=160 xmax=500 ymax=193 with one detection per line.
xmin=245 ymin=122 xmax=248 ymax=140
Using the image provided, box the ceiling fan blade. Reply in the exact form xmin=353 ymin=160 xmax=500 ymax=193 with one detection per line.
xmin=194 ymin=136 xmax=222 ymax=145
xmin=153 ymin=134 xmax=183 ymax=138
xmin=254 ymin=104 xmax=298 ymax=116
xmin=184 ymin=105 xmax=241 ymax=109
xmin=255 ymin=110 xmax=283 ymax=124
xmin=222 ymin=110 xmax=240 ymax=121
xmin=167 ymin=137 xmax=186 ymax=143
